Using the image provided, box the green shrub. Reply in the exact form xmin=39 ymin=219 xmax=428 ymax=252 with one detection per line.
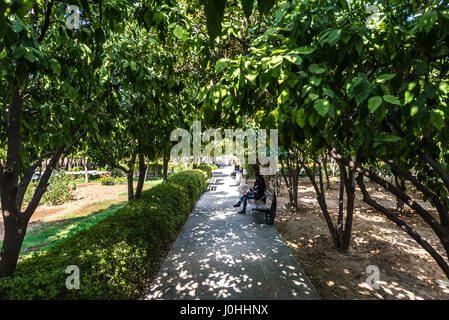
xmin=168 ymin=170 xmax=206 ymax=210
xmin=0 ymin=170 xmax=206 ymax=300
xmin=197 ymin=164 xmax=212 ymax=180
xmin=69 ymin=166 xmax=84 ymax=172
xmin=98 ymin=173 xmax=126 ymax=185
xmin=110 ymin=168 xmax=126 ymax=178
xmin=41 ymin=173 xmax=74 ymax=206
xmin=22 ymin=182 xmax=37 ymax=205
xmin=23 ymin=173 xmax=75 ymax=206
xmin=244 ymin=163 xmax=259 ymax=179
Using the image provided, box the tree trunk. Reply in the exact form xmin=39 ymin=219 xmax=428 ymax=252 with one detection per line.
xmin=300 ymin=157 xmax=340 ymax=249
xmin=135 ymin=154 xmax=146 ymax=199
xmin=0 ymin=218 xmax=27 ymax=277
xmin=0 ymin=86 xmax=24 ymax=277
xmin=322 ymin=154 xmax=331 ymax=190
xmin=126 ymin=149 xmax=138 ymax=201
xmin=144 ymin=163 xmax=149 ymax=182
xmin=280 ymin=156 xmax=294 ymax=207
xmin=394 ymin=176 xmax=405 ymax=214
xmin=163 ymin=150 xmax=169 ymax=183
xmin=127 ymin=171 xmax=134 ymax=201
xmin=84 ymin=158 xmax=88 ymax=183
xmin=330 ymin=158 xmax=337 ymax=178
xmin=341 ymin=164 xmax=355 ymax=252
xmin=337 ymin=168 xmax=345 ymax=247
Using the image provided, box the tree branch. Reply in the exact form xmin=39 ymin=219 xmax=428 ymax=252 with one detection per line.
xmin=417 ymin=151 xmax=449 ymax=193
xmin=330 ymin=149 xmax=445 ymax=240
xmin=382 ymin=156 xmax=449 ymax=227
xmin=357 ymin=173 xmax=449 ymax=277
xmin=92 ymin=135 xmax=129 ymax=173
xmin=37 ymin=0 xmax=55 ymax=43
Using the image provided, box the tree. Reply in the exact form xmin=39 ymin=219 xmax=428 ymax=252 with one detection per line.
xmin=0 ymin=0 xmax=140 ymax=277
xmin=206 ymin=0 xmax=449 ymax=276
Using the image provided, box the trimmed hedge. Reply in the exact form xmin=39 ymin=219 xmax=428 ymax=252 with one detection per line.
xmin=168 ymin=170 xmax=207 ymax=210
xmin=197 ymin=164 xmax=213 ymax=180
xmin=0 ymin=170 xmax=206 ymax=300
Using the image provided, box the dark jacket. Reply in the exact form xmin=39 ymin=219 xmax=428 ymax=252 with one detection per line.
xmin=253 ymin=176 xmax=266 ymax=200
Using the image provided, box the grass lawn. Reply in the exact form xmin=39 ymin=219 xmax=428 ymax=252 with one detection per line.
xmin=0 ymin=202 xmax=126 ymax=260
xmin=0 ymin=177 xmax=164 ymax=260
xmin=12 ymin=202 xmax=127 ymax=260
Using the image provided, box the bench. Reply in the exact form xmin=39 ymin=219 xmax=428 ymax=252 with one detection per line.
xmin=251 ymin=187 xmax=277 ymax=225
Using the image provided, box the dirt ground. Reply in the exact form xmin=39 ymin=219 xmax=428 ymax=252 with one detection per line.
xmin=274 ymin=178 xmax=449 ymax=300
xmin=0 ymin=183 xmax=132 ymax=240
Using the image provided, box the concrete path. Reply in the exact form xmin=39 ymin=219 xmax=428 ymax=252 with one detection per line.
xmin=145 ymin=166 xmax=320 ymax=300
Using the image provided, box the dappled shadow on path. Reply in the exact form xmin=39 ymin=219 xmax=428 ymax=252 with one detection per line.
xmin=146 ymin=167 xmax=319 ymax=300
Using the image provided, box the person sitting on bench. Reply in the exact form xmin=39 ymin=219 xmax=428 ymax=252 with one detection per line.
xmin=233 ymin=172 xmax=266 ymax=214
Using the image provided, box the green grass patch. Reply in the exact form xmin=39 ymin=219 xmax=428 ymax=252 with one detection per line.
xmin=7 ymin=203 xmax=127 ymax=260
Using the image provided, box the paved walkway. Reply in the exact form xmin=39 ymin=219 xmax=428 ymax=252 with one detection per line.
xmin=145 ymin=166 xmax=320 ymax=300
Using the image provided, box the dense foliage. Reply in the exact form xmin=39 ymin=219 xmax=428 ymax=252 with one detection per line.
xmin=205 ymin=0 xmax=449 ymax=277
xmin=1 ymin=0 xmax=449 ymax=295
xmin=0 ymin=170 xmax=206 ymax=299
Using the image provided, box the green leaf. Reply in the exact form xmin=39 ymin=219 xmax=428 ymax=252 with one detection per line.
xmin=94 ymin=27 xmax=105 ymax=43
xmin=375 ymin=74 xmax=396 ymax=83
xmin=255 ymin=110 xmax=265 ymax=122
xmin=309 ymin=110 xmax=320 ymax=127
xmin=11 ymin=19 xmax=23 ymax=33
xmin=430 ymin=109 xmax=444 ymax=130
xmin=277 ymin=89 xmax=290 ymax=106
xmin=327 ymin=29 xmax=342 ymax=46
xmin=415 ymin=61 xmax=427 ymax=75
xmin=374 ymin=135 xmax=402 ymax=143
xmin=24 ymin=52 xmax=36 ymax=63
xmin=308 ymin=64 xmax=326 ymax=74
xmin=309 ymin=76 xmax=321 ymax=86
xmin=410 ymin=105 xmax=419 ymax=117
xmin=285 ymin=54 xmax=302 ymax=65
xmin=49 ymin=58 xmax=61 ymax=75
xmin=439 ymin=82 xmax=449 ymax=94
xmin=13 ymin=46 xmax=27 ymax=59
xmin=215 ymin=58 xmax=230 ymax=73
xmin=296 ymin=108 xmax=306 ymax=128
xmin=324 ymin=88 xmax=335 ymax=98
xmin=404 ymin=90 xmax=414 ymax=105
xmin=383 ymin=95 xmax=401 ymax=105
xmin=245 ymin=71 xmax=258 ymax=84
xmin=349 ymin=77 xmax=371 ymax=105
xmin=367 ymin=96 xmax=382 ymax=113
xmin=418 ymin=10 xmax=438 ymax=33
xmin=267 ymin=55 xmax=283 ymax=68
xmin=290 ymin=46 xmax=316 ymax=55
xmin=314 ymin=99 xmax=330 ymax=117
xmin=173 ymin=25 xmax=188 ymax=41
